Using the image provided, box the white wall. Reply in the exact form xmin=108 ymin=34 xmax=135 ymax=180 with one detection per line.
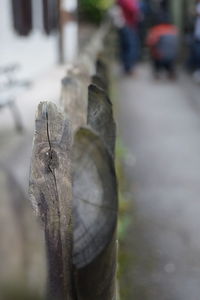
xmin=0 ymin=0 xmax=57 ymax=80
xmin=0 ymin=0 xmax=14 ymax=40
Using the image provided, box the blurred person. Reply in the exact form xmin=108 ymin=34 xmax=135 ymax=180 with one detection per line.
xmin=192 ymin=0 xmax=200 ymax=82
xmin=146 ymin=13 xmax=179 ymax=79
xmin=116 ymin=0 xmax=141 ymax=75
xmin=194 ymin=0 xmax=200 ymax=41
xmin=139 ymin=0 xmax=151 ymax=46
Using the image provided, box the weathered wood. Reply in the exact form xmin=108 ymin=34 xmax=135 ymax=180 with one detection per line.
xmin=77 ymin=22 xmax=110 ymax=77
xmin=75 ymin=234 xmax=118 ymax=300
xmin=0 ymin=166 xmax=46 ymax=299
xmin=29 ymin=102 xmax=74 ymax=300
xmin=72 ymin=127 xmax=118 ymax=299
xmin=66 ymin=64 xmax=90 ymax=85
xmin=60 ymin=75 xmax=88 ymax=131
xmin=96 ymin=58 xmax=110 ymax=89
xmin=87 ymin=84 xmax=116 ymax=158
xmin=91 ymin=74 xmax=108 ymax=93
xmin=77 ymin=53 xmax=96 ymax=77
xmin=80 ymin=21 xmax=111 ymax=74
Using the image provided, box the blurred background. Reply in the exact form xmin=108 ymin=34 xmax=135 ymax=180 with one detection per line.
xmin=1 ymin=0 xmax=200 ymax=299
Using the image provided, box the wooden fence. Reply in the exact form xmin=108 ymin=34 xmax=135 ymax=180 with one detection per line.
xmin=0 ymin=21 xmax=119 ymax=300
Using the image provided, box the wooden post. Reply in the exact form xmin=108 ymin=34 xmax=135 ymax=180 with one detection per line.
xmin=87 ymin=84 xmax=116 ymax=159
xmin=60 ymin=75 xmax=88 ymax=131
xmin=91 ymin=74 xmax=108 ymax=93
xmin=72 ymin=127 xmax=118 ymax=299
xmin=27 ymin=19 xmax=117 ymax=299
xmin=96 ymin=58 xmax=110 ymax=90
xmin=29 ymin=102 xmax=74 ymax=300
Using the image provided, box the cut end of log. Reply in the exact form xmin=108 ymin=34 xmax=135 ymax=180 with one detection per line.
xmin=72 ymin=127 xmax=118 ymax=269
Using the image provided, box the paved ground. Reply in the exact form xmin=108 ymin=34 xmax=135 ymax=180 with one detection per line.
xmin=116 ymin=64 xmax=200 ymax=300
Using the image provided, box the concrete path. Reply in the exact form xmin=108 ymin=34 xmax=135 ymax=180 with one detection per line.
xmin=116 ymin=64 xmax=200 ymax=300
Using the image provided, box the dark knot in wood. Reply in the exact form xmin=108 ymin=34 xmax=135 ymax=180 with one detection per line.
xmin=39 ymin=148 xmax=59 ymax=173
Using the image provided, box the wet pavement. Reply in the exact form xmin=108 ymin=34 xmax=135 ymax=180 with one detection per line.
xmin=116 ymin=63 xmax=200 ymax=300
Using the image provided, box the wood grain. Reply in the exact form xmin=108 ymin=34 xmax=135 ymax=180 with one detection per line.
xmin=72 ymin=127 xmax=118 ymax=266
xmin=72 ymin=127 xmax=118 ymax=299
xmin=29 ymin=102 xmax=74 ymax=300
xmin=60 ymin=76 xmax=88 ymax=131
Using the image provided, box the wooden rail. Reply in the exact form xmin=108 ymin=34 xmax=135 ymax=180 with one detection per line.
xmin=0 ymin=20 xmax=119 ymax=299
xmin=72 ymin=127 xmax=118 ymax=299
xmin=30 ymin=20 xmax=118 ymax=300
